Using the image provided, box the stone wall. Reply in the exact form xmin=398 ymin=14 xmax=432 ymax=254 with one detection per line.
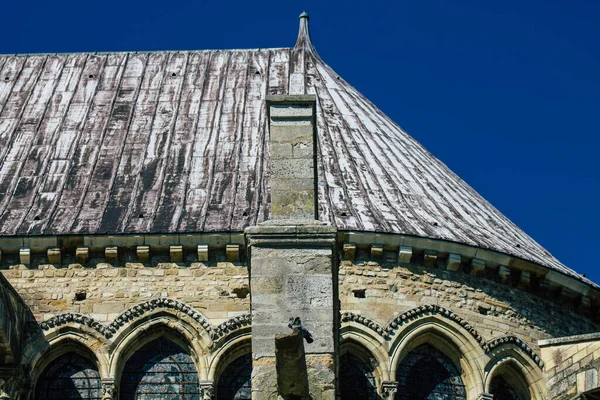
xmin=339 ymin=260 xmax=598 ymax=347
xmin=540 ymin=333 xmax=600 ymax=399
xmin=1 ymin=261 xmax=249 ymax=325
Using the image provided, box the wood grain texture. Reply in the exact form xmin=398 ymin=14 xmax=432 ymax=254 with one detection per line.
xmin=0 ymin=42 xmax=584 ymax=284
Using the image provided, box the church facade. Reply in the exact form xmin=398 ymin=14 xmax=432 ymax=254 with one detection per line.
xmin=0 ymin=13 xmax=598 ymax=400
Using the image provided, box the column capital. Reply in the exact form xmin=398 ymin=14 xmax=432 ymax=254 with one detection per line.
xmin=101 ymin=378 xmax=116 ymax=400
xmin=477 ymin=393 xmax=494 ymax=400
xmin=199 ymin=380 xmax=215 ymax=399
xmin=381 ymin=381 xmax=398 ymax=399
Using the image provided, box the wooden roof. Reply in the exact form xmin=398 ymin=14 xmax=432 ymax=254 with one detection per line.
xmin=0 ymin=15 xmax=588 ymax=284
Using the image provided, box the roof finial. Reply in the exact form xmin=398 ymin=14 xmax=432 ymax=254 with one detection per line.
xmin=295 ymin=11 xmax=313 ymax=50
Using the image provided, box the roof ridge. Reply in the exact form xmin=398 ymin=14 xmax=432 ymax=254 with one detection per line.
xmin=0 ymin=47 xmax=293 ymax=58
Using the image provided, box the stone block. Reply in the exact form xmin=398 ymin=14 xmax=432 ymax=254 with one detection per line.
xmin=20 ymin=248 xmax=31 ymax=265
xmin=170 ymin=245 xmax=183 ymax=262
xmin=398 ymin=246 xmax=412 ymax=263
xmin=105 ymin=247 xmax=118 ymax=264
xmin=343 ymin=243 xmax=356 ymax=261
xmin=446 ymin=253 xmax=461 ymax=271
xmin=424 ymin=249 xmax=437 ymax=267
xmin=76 ymin=247 xmax=89 ymax=264
xmin=47 ymin=248 xmax=61 ymax=264
xmin=226 ymin=244 xmax=240 ymax=262
xmin=197 ymin=244 xmax=209 ymax=262
xmin=498 ymin=265 xmax=511 ymax=283
xmin=518 ymin=270 xmax=531 ymax=289
xmin=471 ymin=258 xmax=485 ymax=275
xmin=371 ymin=244 xmax=383 ymax=259
xmin=137 ymin=246 xmax=150 ymax=262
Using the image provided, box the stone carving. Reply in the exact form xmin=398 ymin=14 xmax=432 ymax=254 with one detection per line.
xmin=380 ymin=381 xmax=398 ymax=400
xmin=485 ymin=335 xmax=544 ymax=368
xmin=340 ymin=312 xmax=386 ymax=337
xmin=210 ymin=313 xmax=251 ymax=342
xmin=199 ymin=381 xmax=215 ymax=399
xmin=40 ymin=298 xmax=213 ymax=339
xmin=343 ymin=305 xmax=544 ymax=369
xmin=40 ymin=298 xmax=253 ymax=347
xmin=385 ymin=304 xmax=485 ymax=344
xmin=101 ymin=379 xmax=115 ymax=400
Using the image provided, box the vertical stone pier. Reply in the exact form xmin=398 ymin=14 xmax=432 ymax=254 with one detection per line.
xmin=246 ymin=95 xmax=338 ymax=399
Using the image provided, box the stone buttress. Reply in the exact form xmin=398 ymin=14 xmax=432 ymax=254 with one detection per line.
xmin=245 ymin=95 xmax=339 ymax=399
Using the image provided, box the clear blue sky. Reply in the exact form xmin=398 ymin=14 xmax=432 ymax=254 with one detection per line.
xmin=3 ymin=1 xmax=599 ymax=282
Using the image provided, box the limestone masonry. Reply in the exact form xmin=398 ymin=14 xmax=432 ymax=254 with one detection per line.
xmin=0 ymin=12 xmax=598 ymax=400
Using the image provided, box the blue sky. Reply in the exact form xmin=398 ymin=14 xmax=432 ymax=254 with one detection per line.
xmin=3 ymin=0 xmax=599 ymax=282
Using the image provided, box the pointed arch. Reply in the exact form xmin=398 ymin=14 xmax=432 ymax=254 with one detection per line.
xmin=485 ymin=346 xmax=545 ymax=400
xmin=340 ymin=321 xmax=390 ymax=382
xmin=108 ymin=311 xmax=210 ymax=382
xmin=31 ymin=336 xmax=106 ymax=400
xmin=389 ymin=314 xmax=486 ymax=398
xmin=208 ymin=334 xmax=252 ymax=399
xmin=31 ymin=329 xmax=109 ymax=381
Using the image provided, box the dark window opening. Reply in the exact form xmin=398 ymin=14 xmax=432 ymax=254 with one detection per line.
xmin=340 ymin=353 xmax=378 ymax=400
xmin=490 ymin=376 xmax=521 ymax=400
xmin=120 ymin=337 xmax=200 ymax=400
xmin=396 ymin=344 xmax=466 ymax=400
xmin=217 ymin=354 xmax=252 ymax=400
xmin=35 ymin=352 xmax=101 ymax=400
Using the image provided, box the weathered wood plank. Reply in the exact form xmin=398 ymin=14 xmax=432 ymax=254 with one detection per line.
xmin=96 ymin=53 xmax=150 ymax=233
xmin=45 ymin=55 xmax=108 ymax=233
xmin=70 ymin=54 xmax=133 ymax=233
xmin=124 ymin=52 xmax=187 ymax=233
xmin=230 ymin=49 xmax=269 ymax=230
xmin=153 ymin=52 xmax=210 ymax=232
xmin=178 ymin=51 xmax=229 ymax=232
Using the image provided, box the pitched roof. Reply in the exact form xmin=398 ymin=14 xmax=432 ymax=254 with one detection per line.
xmin=0 ymin=15 xmax=588 ymax=285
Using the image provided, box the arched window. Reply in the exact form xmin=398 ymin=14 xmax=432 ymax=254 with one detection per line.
xmin=119 ymin=337 xmax=200 ymax=400
xmin=340 ymin=353 xmax=378 ymax=400
xmin=490 ymin=375 xmax=522 ymax=400
xmin=396 ymin=344 xmax=466 ymax=400
xmin=35 ymin=352 xmax=102 ymax=400
xmin=216 ymin=354 xmax=252 ymax=400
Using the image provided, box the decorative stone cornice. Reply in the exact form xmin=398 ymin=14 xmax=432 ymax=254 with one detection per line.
xmin=40 ymin=298 xmax=213 ymax=339
xmin=384 ymin=304 xmax=485 ymax=345
xmin=340 ymin=312 xmax=386 ymax=337
xmin=39 ymin=298 xmax=253 ymax=348
xmin=210 ymin=314 xmax=251 ymax=342
xmin=341 ymin=304 xmax=544 ymax=369
xmin=485 ymin=335 xmax=544 ymax=368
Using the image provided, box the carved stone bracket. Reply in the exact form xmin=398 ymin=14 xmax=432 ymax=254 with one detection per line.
xmin=381 ymin=381 xmax=398 ymax=400
xmin=199 ymin=380 xmax=215 ymax=399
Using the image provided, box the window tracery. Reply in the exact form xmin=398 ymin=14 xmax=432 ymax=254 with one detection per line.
xmin=339 ymin=353 xmax=378 ymax=399
xmin=35 ymin=352 xmax=102 ymax=400
xmin=216 ymin=354 xmax=252 ymax=400
xmin=395 ymin=344 xmax=467 ymax=400
xmin=119 ymin=337 xmax=200 ymax=400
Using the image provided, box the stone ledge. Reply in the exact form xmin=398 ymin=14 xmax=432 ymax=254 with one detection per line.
xmin=539 ymin=332 xmax=600 ymax=347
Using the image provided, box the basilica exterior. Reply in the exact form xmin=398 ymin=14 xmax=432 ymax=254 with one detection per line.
xmin=0 ymin=13 xmax=598 ymax=400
